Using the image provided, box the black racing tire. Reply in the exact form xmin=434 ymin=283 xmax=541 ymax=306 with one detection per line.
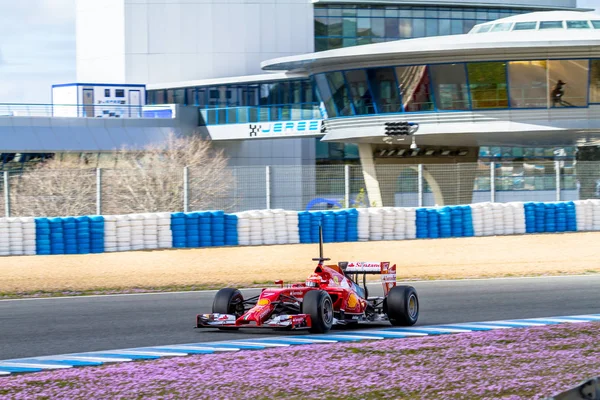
xmin=302 ymin=290 xmax=334 ymax=334
xmin=385 ymin=286 xmax=419 ymax=326
xmin=212 ymin=288 xmax=244 ymax=331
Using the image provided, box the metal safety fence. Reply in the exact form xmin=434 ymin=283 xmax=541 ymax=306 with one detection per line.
xmin=2 ymin=162 xmax=600 ymax=217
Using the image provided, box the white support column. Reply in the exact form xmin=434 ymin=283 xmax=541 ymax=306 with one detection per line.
xmin=344 ymin=164 xmax=350 ymax=209
xmin=417 ymin=164 xmax=424 ymax=207
xmin=265 ymin=166 xmax=271 ymax=210
xmin=555 ymin=160 xmax=561 ymax=202
xmin=357 ymin=143 xmax=383 ymax=207
xmin=490 ymin=163 xmax=496 ymax=203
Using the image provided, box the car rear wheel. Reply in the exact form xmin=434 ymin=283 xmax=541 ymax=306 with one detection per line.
xmin=385 ymin=286 xmax=419 ymax=326
xmin=302 ymin=290 xmax=334 ymax=333
xmin=212 ymin=288 xmax=244 ymax=331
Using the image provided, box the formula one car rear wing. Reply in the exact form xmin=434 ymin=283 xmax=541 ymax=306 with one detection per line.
xmin=338 ymin=261 xmax=397 ymax=296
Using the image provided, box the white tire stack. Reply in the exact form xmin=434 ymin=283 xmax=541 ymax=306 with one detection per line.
xmin=405 ymin=208 xmax=417 ymax=239
xmin=357 ymin=209 xmax=370 ymax=242
xmin=129 ymin=214 xmax=145 ymax=250
xmin=592 ymin=199 xmax=600 ymax=231
xmin=21 ymin=217 xmax=36 ymax=255
xmin=584 ymin=200 xmax=594 ymax=231
xmin=285 ymin=211 xmax=300 ymax=244
xmin=236 ymin=212 xmax=251 ymax=246
xmin=491 ymin=203 xmax=505 ymax=235
xmin=116 ymin=215 xmax=132 ymax=252
xmin=574 ymin=201 xmax=586 ymax=232
xmin=143 ymin=214 xmax=159 ymax=250
xmin=8 ymin=218 xmax=24 ymax=256
xmin=249 ymin=211 xmax=263 ymax=246
xmin=471 ymin=203 xmax=485 ymax=237
xmin=512 ymin=202 xmax=526 ymax=234
xmin=393 ymin=208 xmax=406 ymax=240
xmin=157 ymin=212 xmax=173 ymax=249
xmin=0 ymin=218 xmax=10 ymax=256
xmin=261 ymin=210 xmax=277 ymax=245
xmin=272 ymin=209 xmax=288 ymax=245
xmin=368 ymin=208 xmax=384 ymax=241
xmin=382 ymin=208 xmax=395 ymax=241
xmin=502 ymin=203 xmax=515 ymax=235
xmin=104 ymin=215 xmax=118 ymax=252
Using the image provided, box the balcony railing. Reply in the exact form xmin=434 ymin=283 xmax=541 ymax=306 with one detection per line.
xmin=200 ymin=103 xmax=322 ymax=125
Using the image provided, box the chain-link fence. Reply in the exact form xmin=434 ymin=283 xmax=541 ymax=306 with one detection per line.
xmin=2 ymin=161 xmax=600 ymax=217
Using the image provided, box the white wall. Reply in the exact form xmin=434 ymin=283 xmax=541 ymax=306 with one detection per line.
xmin=318 ymin=0 xmax=578 ymax=8
xmin=76 ymin=0 xmax=314 ymax=85
xmin=76 ymin=0 xmax=126 ymax=83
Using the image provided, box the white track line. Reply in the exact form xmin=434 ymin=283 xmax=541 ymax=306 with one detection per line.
xmin=2 ymin=274 xmax=596 ymax=302
xmin=0 ymin=362 xmax=72 ymax=370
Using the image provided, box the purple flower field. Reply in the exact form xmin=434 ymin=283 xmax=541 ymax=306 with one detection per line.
xmin=2 ymin=322 xmax=599 ymax=400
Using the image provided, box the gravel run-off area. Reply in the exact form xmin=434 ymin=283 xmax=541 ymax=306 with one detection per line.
xmin=1 ymin=232 xmax=599 ymax=297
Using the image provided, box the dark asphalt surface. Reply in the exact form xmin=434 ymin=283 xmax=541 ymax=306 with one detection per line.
xmin=1 ymin=275 xmax=599 ymax=360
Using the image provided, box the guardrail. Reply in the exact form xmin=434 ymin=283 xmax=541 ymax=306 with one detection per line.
xmin=0 ymin=103 xmax=176 ymax=119
xmin=0 ymin=199 xmax=598 ymax=256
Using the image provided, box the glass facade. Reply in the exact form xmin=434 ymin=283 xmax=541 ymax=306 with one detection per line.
xmin=147 ymin=79 xmax=320 ymax=125
xmin=314 ymin=4 xmax=548 ymax=51
xmin=313 ymin=59 xmax=596 ymax=119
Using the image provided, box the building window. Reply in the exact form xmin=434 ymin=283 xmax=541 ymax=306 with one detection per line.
xmin=104 ymin=89 xmax=111 ymax=97
xmin=344 ymin=69 xmax=374 ymax=115
xmin=467 ymin=62 xmax=508 ymax=109
xmin=429 ymin=63 xmax=469 ymax=110
xmin=395 ymin=65 xmax=434 ymax=112
xmin=115 ymin=89 xmax=125 ymax=98
xmin=548 ymin=59 xmax=588 ymax=107
xmin=367 ymin=67 xmax=400 ymax=114
xmin=507 ymin=61 xmax=548 ymax=108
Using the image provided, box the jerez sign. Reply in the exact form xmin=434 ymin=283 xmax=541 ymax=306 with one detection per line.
xmin=207 ymin=120 xmax=324 ymax=141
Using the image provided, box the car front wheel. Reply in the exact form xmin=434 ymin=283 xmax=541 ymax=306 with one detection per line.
xmin=302 ymin=290 xmax=334 ymax=333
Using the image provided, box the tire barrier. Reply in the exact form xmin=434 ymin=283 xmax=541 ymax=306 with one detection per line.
xmin=0 ymin=200 xmax=599 ymax=257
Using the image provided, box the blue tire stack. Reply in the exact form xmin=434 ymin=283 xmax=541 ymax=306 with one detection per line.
xmin=545 ymin=203 xmax=556 ymax=233
xmin=171 ymin=213 xmax=187 ymax=248
xmin=35 ymin=218 xmax=51 ymax=255
xmin=49 ymin=217 xmax=65 ymax=255
xmin=76 ymin=216 xmax=91 ymax=254
xmin=199 ymin=212 xmax=212 ymax=247
xmin=298 ymin=211 xmax=311 ymax=243
xmin=212 ymin=211 xmax=225 ymax=247
xmin=186 ymin=213 xmax=200 ymax=248
xmin=63 ymin=217 xmax=78 ymax=255
xmin=427 ymin=209 xmax=439 ymax=239
xmin=438 ymin=207 xmax=451 ymax=238
xmin=322 ymin=212 xmax=335 ymax=243
xmin=555 ymin=203 xmax=567 ymax=232
xmin=524 ymin=203 xmax=536 ymax=233
xmin=334 ymin=211 xmax=347 ymax=242
xmin=462 ymin=206 xmax=474 ymax=237
xmin=566 ymin=202 xmax=577 ymax=232
xmin=310 ymin=212 xmax=323 ymax=243
xmin=450 ymin=207 xmax=464 ymax=237
xmin=346 ymin=209 xmax=358 ymax=242
xmin=416 ymin=208 xmax=428 ymax=239
xmin=225 ymin=214 xmax=238 ymax=246
xmin=534 ymin=203 xmax=545 ymax=233
xmin=89 ymin=216 xmax=105 ymax=254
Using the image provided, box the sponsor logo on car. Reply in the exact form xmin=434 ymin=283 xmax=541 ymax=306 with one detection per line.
xmin=345 ymin=262 xmax=382 ymax=272
xmin=347 ymin=293 xmax=358 ymax=308
xmin=257 ymin=298 xmax=271 ymax=306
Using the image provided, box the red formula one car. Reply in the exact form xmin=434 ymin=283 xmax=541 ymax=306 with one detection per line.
xmin=196 ymin=234 xmax=419 ymax=333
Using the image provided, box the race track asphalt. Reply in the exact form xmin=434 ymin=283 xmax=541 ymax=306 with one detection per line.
xmin=1 ymin=275 xmax=599 ymax=360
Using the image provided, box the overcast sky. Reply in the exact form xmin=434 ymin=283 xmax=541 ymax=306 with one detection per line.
xmin=0 ymin=0 xmax=598 ymax=104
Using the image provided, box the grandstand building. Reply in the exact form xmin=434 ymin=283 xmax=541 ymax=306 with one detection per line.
xmin=2 ymin=0 xmax=600 ymax=208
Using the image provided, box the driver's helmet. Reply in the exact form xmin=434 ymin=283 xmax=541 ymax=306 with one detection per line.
xmin=305 ymin=274 xmax=322 ymax=288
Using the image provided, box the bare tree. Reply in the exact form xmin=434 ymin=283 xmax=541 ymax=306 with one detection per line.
xmin=10 ymin=162 xmax=96 ymax=217
xmin=8 ymin=133 xmax=233 ymax=216
xmin=102 ymin=133 xmax=233 ymax=214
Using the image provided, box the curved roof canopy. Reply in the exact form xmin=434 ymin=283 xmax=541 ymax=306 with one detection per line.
xmin=262 ymin=11 xmax=600 ymax=74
